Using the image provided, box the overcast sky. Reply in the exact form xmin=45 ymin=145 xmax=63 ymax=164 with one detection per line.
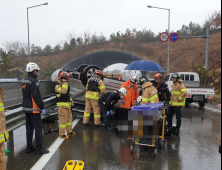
xmin=0 ymin=0 xmax=221 ymax=49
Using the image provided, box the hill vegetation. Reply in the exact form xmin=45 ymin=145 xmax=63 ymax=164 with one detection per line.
xmin=0 ymin=11 xmax=221 ymax=102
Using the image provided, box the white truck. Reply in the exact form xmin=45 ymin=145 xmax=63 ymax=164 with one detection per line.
xmin=165 ymin=72 xmax=215 ymax=107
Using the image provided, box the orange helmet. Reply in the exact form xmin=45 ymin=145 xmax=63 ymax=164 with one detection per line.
xmin=58 ymin=72 xmax=71 ymax=80
xmin=95 ymin=70 xmax=103 ymax=77
xmin=155 ymin=73 xmax=163 ymax=79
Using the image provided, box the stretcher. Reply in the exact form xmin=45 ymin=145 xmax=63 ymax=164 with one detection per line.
xmin=63 ymin=160 xmax=84 ymax=170
xmin=130 ymin=103 xmax=166 ymax=157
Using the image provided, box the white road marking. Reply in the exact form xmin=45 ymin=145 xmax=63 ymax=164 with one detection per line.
xmin=191 ymin=103 xmax=221 ymax=113
xmin=30 ymin=118 xmax=80 ymax=170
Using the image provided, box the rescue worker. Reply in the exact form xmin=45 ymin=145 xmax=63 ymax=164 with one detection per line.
xmin=120 ymin=76 xmax=139 ymax=113
xmin=167 ymin=73 xmax=187 ymax=136
xmin=55 ymin=71 xmax=75 ymax=139
xmin=22 ymin=62 xmax=49 ymax=155
xmin=83 ymin=70 xmax=106 ymax=127
xmin=98 ymin=88 xmax=127 ymax=130
xmin=152 ymin=73 xmax=171 ymax=104
xmin=137 ymin=77 xmax=159 ymax=104
xmin=0 ymin=87 xmax=8 ymax=170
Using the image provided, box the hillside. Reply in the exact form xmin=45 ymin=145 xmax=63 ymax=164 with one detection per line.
xmin=13 ymin=32 xmax=221 ymax=101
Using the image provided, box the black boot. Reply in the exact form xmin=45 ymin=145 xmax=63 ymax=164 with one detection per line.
xmin=83 ymin=123 xmax=89 ymax=127
xmin=35 ymin=148 xmax=49 ymax=155
xmin=95 ymin=124 xmax=104 ymax=128
xmin=174 ymin=126 xmax=180 ymax=136
xmin=26 ymin=146 xmax=35 ymax=153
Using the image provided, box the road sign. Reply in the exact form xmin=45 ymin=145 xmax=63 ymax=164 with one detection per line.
xmin=159 ymin=32 xmax=169 ymax=42
xmin=170 ymin=32 xmax=179 ymax=42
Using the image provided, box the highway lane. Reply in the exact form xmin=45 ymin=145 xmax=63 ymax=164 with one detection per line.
xmin=5 ymin=104 xmax=221 ymax=170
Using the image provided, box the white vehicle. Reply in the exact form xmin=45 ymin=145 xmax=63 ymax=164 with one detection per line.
xmin=165 ymin=72 xmax=215 ymax=107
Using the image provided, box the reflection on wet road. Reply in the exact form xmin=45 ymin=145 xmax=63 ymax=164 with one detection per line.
xmin=6 ymin=105 xmax=221 ymax=170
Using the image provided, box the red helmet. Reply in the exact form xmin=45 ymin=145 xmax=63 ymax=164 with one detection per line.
xmin=58 ymin=72 xmax=71 ymax=80
xmin=95 ymin=70 xmax=103 ymax=77
xmin=155 ymin=73 xmax=163 ymax=79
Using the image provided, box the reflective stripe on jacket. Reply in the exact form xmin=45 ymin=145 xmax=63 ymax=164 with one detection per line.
xmin=0 ymin=130 xmax=9 ymax=144
xmin=141 ymin=81 xmax=159 ymax=105
xmin=169 ymin=79 xmax=187 ymax=107
xmin=22 ymin=73 xmax=44 ymax=114
xmin=85 ymin=75 xmax=106 ymax=101
xmin=0 ymin=90 xmax=8 ymax=143
xmin=55 ymin=82 xmax=72 ymax=108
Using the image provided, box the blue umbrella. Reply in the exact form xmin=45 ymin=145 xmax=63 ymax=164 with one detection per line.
xmin=124 ymin=60 xmax=165 ymax=72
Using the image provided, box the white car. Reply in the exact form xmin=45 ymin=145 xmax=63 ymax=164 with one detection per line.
xmin=165 ymin=72 xmax=215 ymax=107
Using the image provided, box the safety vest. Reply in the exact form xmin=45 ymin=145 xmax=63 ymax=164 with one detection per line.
xmin=170 ymin=89 xmax=187 ymax=106
xmin=142 ymin=94 xmax=158 ymax=103
xmin=56 ymin=84 xmax=72 ymax=107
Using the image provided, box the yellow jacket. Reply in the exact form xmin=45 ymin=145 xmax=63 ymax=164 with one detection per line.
xmin=85 ymin=75 xmax=105 ymax=100
xmin=170 ymin=79 xmax=187 ymax=107
xmin=141 ymin=81 xmax=159 ymax=105
xmin=0 ymin=87 xmax=9 ymax=143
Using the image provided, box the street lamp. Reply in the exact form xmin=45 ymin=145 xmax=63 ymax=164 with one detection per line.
xmin=27 ymin=3 xmax=48 ymax=62
xmin=147 ymin=5 xmax=170 ymax=75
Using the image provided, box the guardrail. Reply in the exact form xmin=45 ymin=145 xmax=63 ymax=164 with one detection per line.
xmin=0 ymin=80 xmax=56 ymax=109
xmin=6 ymin=96 xmax=56 ymax=132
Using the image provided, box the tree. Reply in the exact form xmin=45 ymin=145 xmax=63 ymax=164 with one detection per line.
xmin=40 ymin=59 xmax=56 ymax=79
xmin=177 ymin=21 xmax=202 ymax=35
xmin=53 ymin=44 xmax=61 ymax=54
xmin=43 ymin=44 xmax=52 ymax=55
xmin=0 ymin=50 xmax=18 ymax=78
xmin=31 ymin=45 xmax=43 ymax=56
xmin=70 ymin=38 xmax=76 ymax=48
xmin=90 ymin=33 xmax=99 ymax=44
xmin=63 ymin=41 xmax=71 ymax=51
xmin=204 ymin=10 xmax=221 ymax=30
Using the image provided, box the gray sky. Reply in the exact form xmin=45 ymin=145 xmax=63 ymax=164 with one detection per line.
xmin=0 ymin=0 xmax=221 ymax=49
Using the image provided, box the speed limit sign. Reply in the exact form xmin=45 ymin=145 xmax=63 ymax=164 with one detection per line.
xmin=159 ymin=32 xmax=169 ymax=42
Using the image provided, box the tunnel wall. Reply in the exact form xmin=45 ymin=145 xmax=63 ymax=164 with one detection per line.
xmin=62 ymin=50 xmax=144 ymax=71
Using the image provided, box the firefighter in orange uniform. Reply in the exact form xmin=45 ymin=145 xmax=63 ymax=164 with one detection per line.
xmin=55 ymin=71 xmax=75 ymax=139
xmin=120 ymin=76 xmax=139 ymax=112
xmin=83 ymin=70 xmax=105 ymax=127
xmin=0 ymin=87 xmax=8 ymax=170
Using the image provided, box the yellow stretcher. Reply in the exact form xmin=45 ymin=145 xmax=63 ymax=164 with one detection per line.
xmin=130 ymin=107 xmax=166 ymax=157
xmin=63 ymin=160 xmax=84 ymax=170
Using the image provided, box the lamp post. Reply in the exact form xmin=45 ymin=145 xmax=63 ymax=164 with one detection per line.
xmin=27 ymin=3 xmax=48 ymax=62
xmin=147 ymin=5 xmax=170 ymax=75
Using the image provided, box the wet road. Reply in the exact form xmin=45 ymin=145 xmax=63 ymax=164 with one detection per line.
xmin=6 ymin=105 xmax=221 ymax=170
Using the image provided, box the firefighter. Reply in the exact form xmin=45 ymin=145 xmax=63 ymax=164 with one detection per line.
xmin=120 ymin=76 xmax=139 ymax=114
xmin=137 ymin=77 xmax=159 ymax=105
xmin=0 ymin=87 xmax=8 ymax=170
xmin=22 ymin=62 xmax=49 ymax=155
xmin=83 ymin=70 xmax=106 ymax=127
xmin=167 ymin=73 xmax=187 ymax=136
xmin=55 ymin=71 xmax=75 ymax=139
xmin=152 ymin=73 xmax=171 ymax=104
xmin=98 ymin=88 xmax=127 ymax=130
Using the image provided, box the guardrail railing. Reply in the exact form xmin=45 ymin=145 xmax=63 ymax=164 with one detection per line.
xmin=5 ymin=96 xmax=56 ymax=132
xmin=0 ymin=80 xmax=56 ymax=109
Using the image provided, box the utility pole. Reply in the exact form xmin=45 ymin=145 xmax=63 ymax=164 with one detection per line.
xmin=205 ymin=28 xmax=209 ymax=69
